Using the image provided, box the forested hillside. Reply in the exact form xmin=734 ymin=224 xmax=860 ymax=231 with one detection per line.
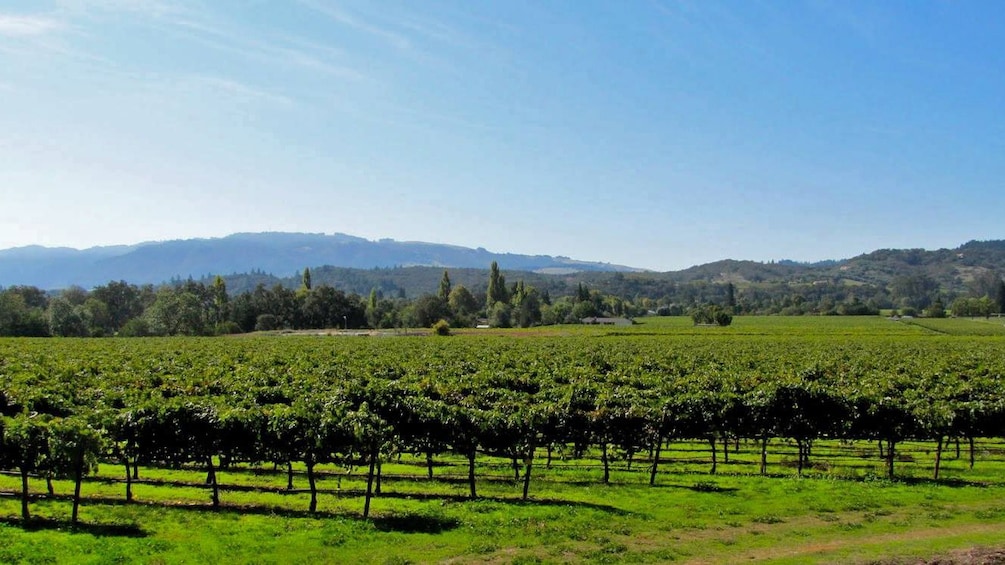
xmin=2 ymin=240 xmax=1005 ymax=337
xmin=204 ymin=240 xmax=1005 ymax=298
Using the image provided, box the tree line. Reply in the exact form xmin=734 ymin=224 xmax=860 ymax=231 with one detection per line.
xmin=2 ymin=264 xmax=1004 ymax=337
xmin=0 ymin=263 xmax=651 ymax=337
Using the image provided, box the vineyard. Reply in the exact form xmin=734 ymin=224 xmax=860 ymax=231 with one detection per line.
xmin=2 ymin=316 xmax=1005 ymax=562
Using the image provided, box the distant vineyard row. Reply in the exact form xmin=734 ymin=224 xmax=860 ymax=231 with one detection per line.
xmin=1 ymin=334 xmax=1004 ymax=521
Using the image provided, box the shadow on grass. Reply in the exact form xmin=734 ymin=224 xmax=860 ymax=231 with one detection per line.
xmin=371 ymin=513 xmax=460 ymax=533
xmin=883 ymin=476 xmax=990 ymax=489
xmin=57 ymin=475 xmax=637 ymax=515
xmin=379 ymin=490 xmax=631 ymax=512
xmin=645 ymin=482 xmax=740 ymax=493
xmin=94 ymin=472 xmax=532 ymax=492
xmin=0 ymin=516 xmax=146 ymax=537
xmin=5 ymin=489 xmax=631 ymax=521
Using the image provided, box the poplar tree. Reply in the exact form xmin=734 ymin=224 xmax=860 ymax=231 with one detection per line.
xmin=486 ymin=262 xmax=508 ymax=307
xmin=211 ymin=276 xmax=228 ymax=325
xmin=438 ymin=270 xmax=452 ymax=301
xmin=366 ymin=288 xmax=379 ymax=329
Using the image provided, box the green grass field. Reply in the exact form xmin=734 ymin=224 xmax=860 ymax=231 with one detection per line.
xmin=2 ymin=437 xmax=1005 ymax=564
xmin=3 ymin=315 xmax=1005 ymax=563
xmin=898 ymin=316 xmax=1005 ymax=336
xmin=460 ymin=314 xmax=969 ymax=337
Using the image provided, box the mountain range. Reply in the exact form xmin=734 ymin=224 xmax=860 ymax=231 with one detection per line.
xmin=0 ymin=232 xmax=640 ymax=290
xmin=1 ymin=233 xmax=1004 ymax=297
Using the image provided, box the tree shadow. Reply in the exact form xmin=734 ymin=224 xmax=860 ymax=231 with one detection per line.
xmin=507 ymin=496 xmax=634 ymax=515
xmin=367 ymin=490 xmax=632 ymax=515
xmin=645 ymin=482 xmax=740 ymax=493
xmin=880 ymin=476 xmax=991 ymax=489
xmin=4 ymin=474 xmax=637 ymax=525
xmin=371 ymin=513 xmax=460 ymax=533
xmin=45 ymin=489 xmax=633 ymax=518
xmin=0 ymin=516 xmax=146 ymax=538
xmin=36 ymin=495 xmax=352 ymax=521
xmin=375 ymin=473 xmax=521 ymax=486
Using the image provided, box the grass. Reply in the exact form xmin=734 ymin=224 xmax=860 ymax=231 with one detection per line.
xmin=2 ymin=437 xmax=1004 ymax=563
xmin=899 ymin=316 xmax=1005 ymax=336
xmin=488 ymin=314 xmax=964 ymax=338
xmin=250 ymin=313 xmax=1005 ymax=341
xmin=632 ymin=315 xmax=923 ymax=336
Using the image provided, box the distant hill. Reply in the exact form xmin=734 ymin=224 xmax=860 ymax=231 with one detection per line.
xmin=656 ymin=241 xmax=1005 ymax=291
xmin=813 ymin=240 xmax=1005 ymax=288
xmin=0 ymin=232 xmax=642 ymax=290
xmin=210 ymin=240 xmax=1005 ymax=301
xmin=2 ymin=234 xmax=1003 ymax=298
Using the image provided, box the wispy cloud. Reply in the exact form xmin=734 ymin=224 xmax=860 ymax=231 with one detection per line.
xmin=297 ymin=0 xmax=412 ymax=52
xmin=275 ymin=35 xmax=372 ymax=81
xmin=121 ymin=70 xmax=297 ymax=108
xmin=167 ymin=16 xmax=367 ymax=82
xmin=54 ymin=0 xmax=182 ymax=18
xmin=295 ymin=0 xmax=475 ymax=75
xmin=0 ymin=11 xmax=126 ymax=69
xmin=185 ymin=75 xmax=295 ymax=108
xmin=0 ymin=14 xmax=64 ymax=37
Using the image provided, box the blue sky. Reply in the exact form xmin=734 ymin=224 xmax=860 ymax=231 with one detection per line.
xmin=1 ymin=1 xmax=1003 ymax=271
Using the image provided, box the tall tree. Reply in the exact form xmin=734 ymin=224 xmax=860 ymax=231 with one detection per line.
xmin=486 ymin=262 xmax=508 ymax=307
xmin=438 ymin=270 xmax=452 ymax=301
xmin=0 ymin=288 xmax=50 ymax=337
xmin=47 ymin=296 xmax=89 ymax=337
xmin=448 ymin=285 xmax=478 ymax=317
xmin=91 ymin=281 xmax=142 ymax=331
xmin=82 ymin=298 xmax=113 ymax=336
xmin=366 ymin=288 xmax=380 ymax=328
xmin=725 ymin=282 xmax=736 ymax=311
xmin=301 ymin=268 xmax=312 ymax=291
xmin=145 ymin=287 xmax=207 ymax=336
xmin=511 ymin=282 xmax=542 ymax=328
xmin=410 ymin=295 xmax=448 ymax=328
xmin=211 ymin=276 xmax=229 ymax=326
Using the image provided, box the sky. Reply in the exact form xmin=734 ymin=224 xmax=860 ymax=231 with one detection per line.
xmin=1 ymin=1 xmax=1003 ymax=271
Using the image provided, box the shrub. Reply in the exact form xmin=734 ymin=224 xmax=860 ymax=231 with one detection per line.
xmin=214 ymin=321 xmax=244 ymax=335
xmin=690 ymin=305 xmax=732 ymax=326
xmin=255 ymin=314 xmax=280 ymax=332
xmin=431 ymin=319 xmax=451 ymax=336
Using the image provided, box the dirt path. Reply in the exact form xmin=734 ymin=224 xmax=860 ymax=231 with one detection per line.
xmin=700 ymin=522 xmax=1005 ymax=564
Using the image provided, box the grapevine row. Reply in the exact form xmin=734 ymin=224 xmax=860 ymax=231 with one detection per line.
xmin=1 ymin=335 xmax=1004 ymax=521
